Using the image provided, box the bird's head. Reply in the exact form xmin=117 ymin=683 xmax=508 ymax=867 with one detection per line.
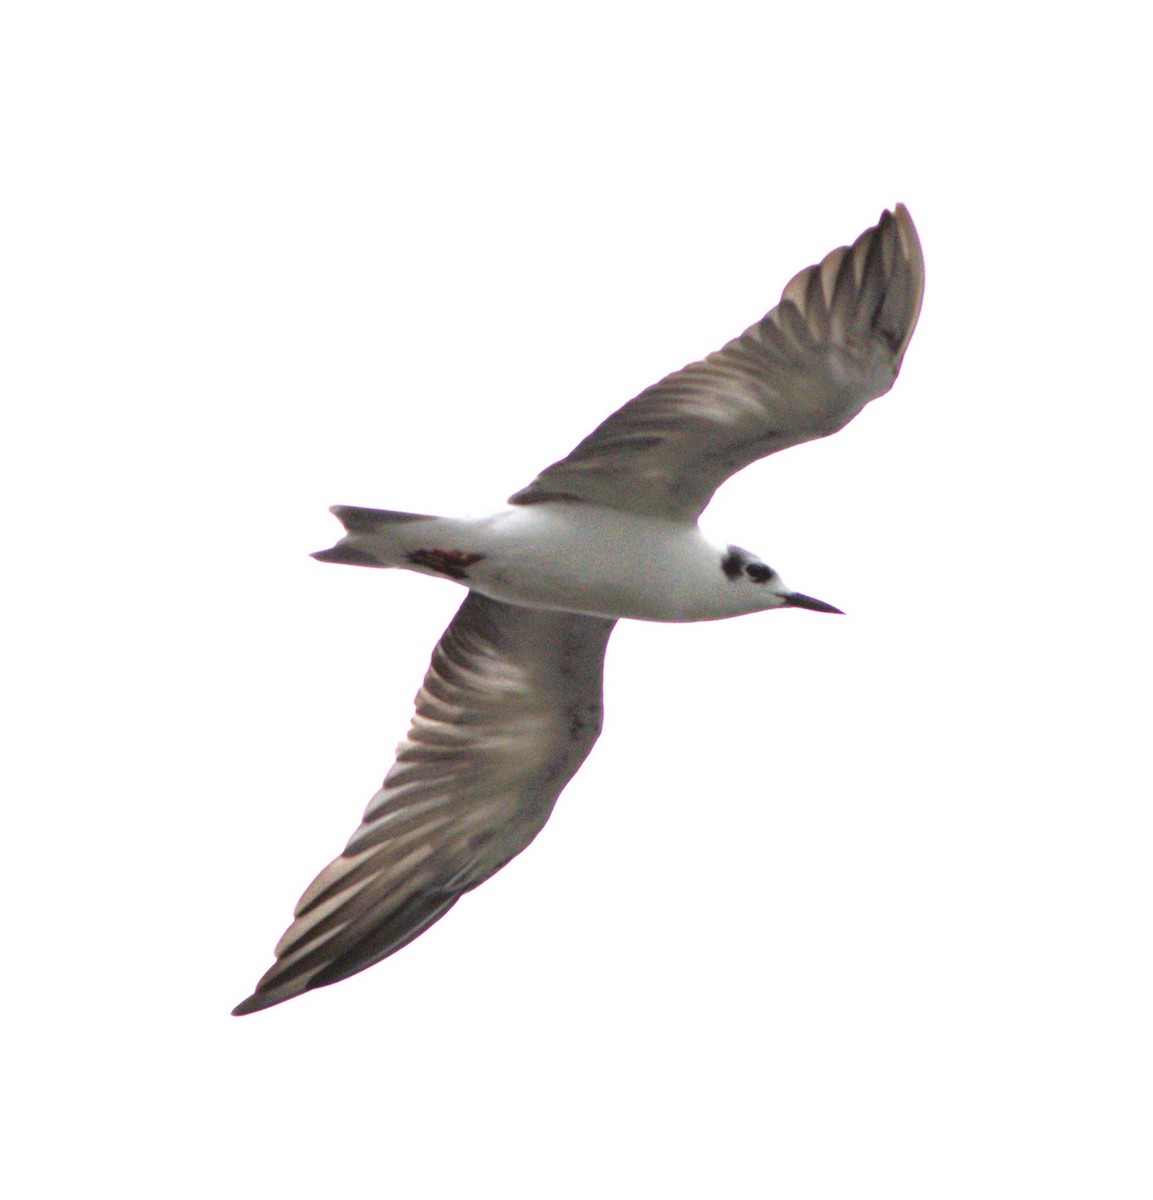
xmin=720 ymin=545 xmax=843 ymax=615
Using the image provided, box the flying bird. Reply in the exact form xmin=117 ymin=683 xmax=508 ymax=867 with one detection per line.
xmin=234 ymin=205 xmax=924 ymax=1014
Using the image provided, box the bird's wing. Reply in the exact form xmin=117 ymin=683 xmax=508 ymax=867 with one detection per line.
xmin=233 ymin=592 xmax=615 ymax=1015
xmin=509 ymin=205 xmax=924 ymax=523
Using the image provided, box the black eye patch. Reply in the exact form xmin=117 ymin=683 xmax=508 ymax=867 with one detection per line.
xmin=721 ymin=547 xmax=745 ymax=580
xmin=745 ymin=563 xmax=773 ymax=583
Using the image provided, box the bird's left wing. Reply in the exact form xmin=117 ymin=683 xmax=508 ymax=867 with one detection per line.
xmin=509 ymin=205 xmax=924 ymax=523
xmin=234 ymin=592 xmax=615 ymax=1015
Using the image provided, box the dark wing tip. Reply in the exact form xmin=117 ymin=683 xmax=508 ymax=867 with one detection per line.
xmin=780 ymin=201 xmax=925 ymax=369
xmin=231 ymin=990 xmax=285 ymax=1017
xmin=884 ymin=203 xmax=926 ymax=361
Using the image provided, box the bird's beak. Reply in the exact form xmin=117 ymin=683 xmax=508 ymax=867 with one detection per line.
xmin=785 ymin=592 xmax=844 ymax=615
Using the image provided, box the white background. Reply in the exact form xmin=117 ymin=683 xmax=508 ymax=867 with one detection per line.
xmin=4 ymin=3 xmax=1150 ymax=1196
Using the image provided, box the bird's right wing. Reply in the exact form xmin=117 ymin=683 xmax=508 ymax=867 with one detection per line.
xmin=234 ymin=592 xmax=616 ymax=1015
xmin=510 ymin=205 xmax=924 ymax=523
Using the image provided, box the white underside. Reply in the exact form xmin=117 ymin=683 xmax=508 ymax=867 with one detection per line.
xmin=339 ymin=503 xmax=784 ymax=623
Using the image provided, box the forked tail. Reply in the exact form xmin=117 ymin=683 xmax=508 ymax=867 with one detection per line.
xmin=311 ymin=505 xmax=439 ymax=567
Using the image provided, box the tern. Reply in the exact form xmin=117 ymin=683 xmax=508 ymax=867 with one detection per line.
xmin=234 ymin=205 xmax=924 ymax=1015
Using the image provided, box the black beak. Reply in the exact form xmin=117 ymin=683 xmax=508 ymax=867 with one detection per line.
xmin=784 ymin=591 xmax=844 ymax=615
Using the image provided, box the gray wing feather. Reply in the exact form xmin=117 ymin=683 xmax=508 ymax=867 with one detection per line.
xmin=234 ymin=593 xmax=615 ymax=1014
xmin=509 ymin=205 xmax=924 ymax=522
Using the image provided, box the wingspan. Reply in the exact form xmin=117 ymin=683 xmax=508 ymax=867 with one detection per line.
xmin=233 ymin=593 xmax=616 ymax=1014
xmin=509 ymin=205 xmax=924 ymax=523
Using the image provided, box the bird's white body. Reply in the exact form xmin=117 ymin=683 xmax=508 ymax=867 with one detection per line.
xmin=336 ymin=503 xmax=787 ymax=623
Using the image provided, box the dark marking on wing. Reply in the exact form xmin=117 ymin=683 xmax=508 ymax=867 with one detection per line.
xmin=407 ymin=548 xmax=486 ymax=580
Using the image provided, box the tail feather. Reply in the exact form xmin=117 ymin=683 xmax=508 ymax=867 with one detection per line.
xmin=330 ymin=504 xmax=436 ymax=533
xmin=311 ymin=543 xmax=383 ymax=566
xmin=312 ymin=504 xmax=442 ymax=569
